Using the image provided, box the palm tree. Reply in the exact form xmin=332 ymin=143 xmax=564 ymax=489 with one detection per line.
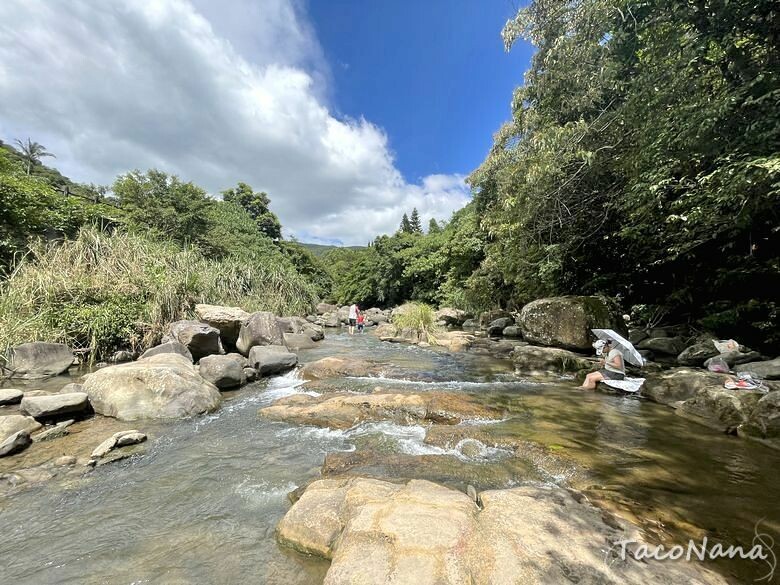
xmin=14 ymin=138 xmax=55 ymax=175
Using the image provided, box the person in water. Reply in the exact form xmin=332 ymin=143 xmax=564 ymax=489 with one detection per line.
xmin=581 ymin=339 xmax=625 ymax=389
xmin=348 ymin=303 xmax=359 ymax=335
xmin=356 ymin=313 xmax=366 ymax=334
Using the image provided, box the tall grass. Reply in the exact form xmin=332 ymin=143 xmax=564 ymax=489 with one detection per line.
xmin=392 ymin=302 xmax=439 ymax=344
xmin=0 ymin=227 xmax=317 ymax=361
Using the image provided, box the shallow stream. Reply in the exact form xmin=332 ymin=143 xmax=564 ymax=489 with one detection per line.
xmin=1 ymin=332 xmax=778 ymax=584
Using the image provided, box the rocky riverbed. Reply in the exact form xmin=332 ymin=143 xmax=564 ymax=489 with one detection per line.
xmin=1 ymin=302 xmax=779 ymax=584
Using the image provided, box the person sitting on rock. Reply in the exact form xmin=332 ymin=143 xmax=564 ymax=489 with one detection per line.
xmin=581 ymin=339 xmax=625 ymax=390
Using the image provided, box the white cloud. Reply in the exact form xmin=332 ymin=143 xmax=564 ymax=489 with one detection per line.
xmin=0 ymin=0 xmax=470 ymax=245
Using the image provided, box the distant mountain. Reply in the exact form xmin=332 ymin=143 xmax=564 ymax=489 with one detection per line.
xmin=298 ymin=242 xmax=365 ymax=257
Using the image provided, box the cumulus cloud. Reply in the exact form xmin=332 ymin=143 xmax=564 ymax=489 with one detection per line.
xmin=0 ymin=0 xmax=470 ymax=245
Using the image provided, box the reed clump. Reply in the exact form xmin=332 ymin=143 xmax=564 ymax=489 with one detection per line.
xmin=392 ymin=302 xmax=439 ymax=345
xmin=0 ymin=227 xmax=317 ymax=361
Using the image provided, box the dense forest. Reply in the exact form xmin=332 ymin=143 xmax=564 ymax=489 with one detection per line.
xmin=325 ymin=0 xmax=780 ymax=350
xmin=1 ymin=0 xmax=778 ymax=357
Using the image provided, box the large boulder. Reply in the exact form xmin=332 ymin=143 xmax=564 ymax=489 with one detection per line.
xmin=248 ymin=346 xmax=298 ymax=376
xmin=518 ymin=296 xmax=621 ymax=350
xmin=512 ymin=345 xmax=591 ymax=375
xmin=198 ymin=354 xmax=244 ymax=389
xmin=502 ymin=325 xmax=522 ymax=338
xmin=140 ymin=341 xmax=194 ymax=363
xmin=278 ymin=317 xmax=324 ymax=342
xmin=434 ymin=307 xmax=467 ymax=326
xmin=194 ymin=304 xmax=250 ymax=345
xmin=741 ymin=391 xmax=780 ymax=441
xmin=735 ymin=357 xmax=780 ymax=379
xmin=638 ymin=336 xmax=686 ymax=356
xmin=20 ymin=392 xmax=91 ymax=420
xmin=236 ymin=312 xmax=284 ymax=355
xmin=283 ymin=333 xmax=317 ymax=350
xmin=643 ymin=368 xmax=727 ymax=406
xmin=677 ymin=340 xmax=719 ymax=366
xmin=704 ymin=350 xmax=762 ymax=368
xmin=0 ymin=414 xmax=42 ymax=443
xmin=167 ymin=320 xmax=223 ymax=361
xmin=277 ymin=478 xmax=727 ymax=584
xmin=676 ymin=387 xmax=763 ymax=433
xmin=1 ymin=342 xmax=74 ymax=379
xmin=301 ymin=356 xmax=377 ymax=380
xmin=81 ymin=353 xmax=221 ymax=421
xmin=259 ymin=391 xmax=501 ymax=429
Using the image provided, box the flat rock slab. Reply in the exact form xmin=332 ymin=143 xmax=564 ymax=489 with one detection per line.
xmin=278 ymin=478 xmax=727 ymax=585
xmin=195 ymin=304 xmax=250 ymax=345
xmin=301 ymin=357 xmax=378 ymax=380
xmin=0 ymin=389 xmax=24 ymax=405
xmin=2 ymin=342 xmax=74 ymax=379
xmin=32 ymin=419 xmax=75 ymax=442
xmin=259 ymin=391 xmax=502 ymax=430
xmin=20 ymin=392 xmax=90 ymax=419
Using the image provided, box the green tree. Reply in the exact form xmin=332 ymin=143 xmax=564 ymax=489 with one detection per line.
xmin=14 ymin=138 xmax=55 ymax=175
xmin=113 ymin=169 xmax=213 ymax=252
xmin=399 ymin=213 xmax=412 ymax=234
xmin=428 ymin=218 xmax=441 ymax=234
xmin=221 ymin=182 xmax=282 ymax=241
xmin=409 ymin=208 xmax=422 ymax=233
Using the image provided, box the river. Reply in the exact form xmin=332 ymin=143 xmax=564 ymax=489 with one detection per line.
xmin=1 ymin=331 xmax=778 ymax=584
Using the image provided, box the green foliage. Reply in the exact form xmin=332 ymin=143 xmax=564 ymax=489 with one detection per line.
xmin=0 ymin=148 xmax=119 ymax=274
xmin=280 ymin=241 xmax=333 ymax=299
xmin=0 ymin=228 xmax=317 ymax=360
xmin=391 ymin=302 xmax=439 ymax=344
xmin=113 ymin=169 xmax=213 ymax=252
xmin=222 ymin=182 xmax=282 ymax=241
xmin=468 ymin=0 xmax=780 ymax=349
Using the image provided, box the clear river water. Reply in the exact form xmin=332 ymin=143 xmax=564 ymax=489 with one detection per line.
xmin=1 ymin=331 xmax=778 ymax=584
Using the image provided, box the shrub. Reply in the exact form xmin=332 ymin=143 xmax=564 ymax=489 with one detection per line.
xmin=391 ymin=302 xmax=439 ymax=344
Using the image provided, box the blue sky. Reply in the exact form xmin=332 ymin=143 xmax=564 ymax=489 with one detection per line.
xmin=308 ymin=1 xmax=533 ymax=182
xmin=0 ymin=0 xmax=534 ymax=244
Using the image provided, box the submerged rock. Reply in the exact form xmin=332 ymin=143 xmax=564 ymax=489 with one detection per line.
xmin=259 ymin=391 xmax=501 ymax=429
xmin=518 ymin=296 xmax=621 ymax=350
xmin=277 ymin=477 xmax=726 ymax=584
xmin=1 ymin=342 xmax=74 ymax=379
xmin=81 ymin=353 xmax=221 ymax=421
xmin=91 ymin=430 xmax=147 ymax=459
xmin=32 ymin=419 xmax=75 ymax=442
xmin=301 ymin=356 xmax=378 ymax=380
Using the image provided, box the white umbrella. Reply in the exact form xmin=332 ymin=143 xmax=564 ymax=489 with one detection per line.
xmin=591 ymin=328 xmax=644 ymax=367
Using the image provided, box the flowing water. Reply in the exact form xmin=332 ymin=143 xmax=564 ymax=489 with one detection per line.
xmin=1 ymin=332 xmax=778 ymax=584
